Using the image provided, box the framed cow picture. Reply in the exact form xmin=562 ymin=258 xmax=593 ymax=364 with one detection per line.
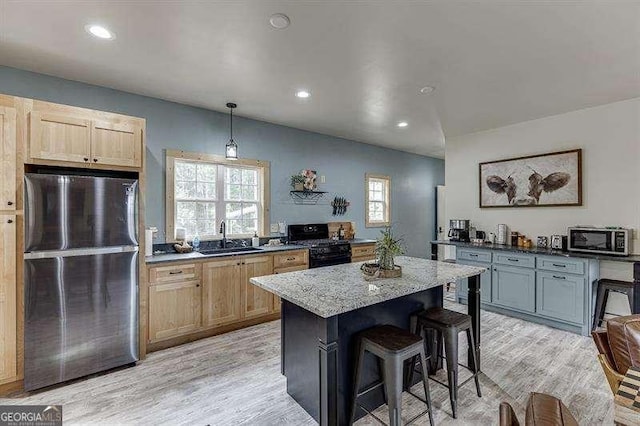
xmin=479 ymin=149 xmax=582 ymax=208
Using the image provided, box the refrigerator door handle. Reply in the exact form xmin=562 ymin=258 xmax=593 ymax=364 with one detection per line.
xmin=24 ymin=245 xmax=139 ymax=259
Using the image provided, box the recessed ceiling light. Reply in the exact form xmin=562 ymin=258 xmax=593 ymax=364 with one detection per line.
xmin=85 ymin=24 xmax=115 ymax=40
xmin=269 ymin=13 xmax=291 ymax=29
xmin=295 ymin=90 xmax=310 ymax=99
xmin=419 ymin=86 xmax=435 ymax=94
xmin=397 ymin=121 xmax=408 ymax=128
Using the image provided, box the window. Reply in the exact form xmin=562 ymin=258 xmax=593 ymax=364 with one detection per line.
xmin=166 ymin=150 xmax=270 ymax=241
xmin=365 ymin=173 xmax=391 ymax=227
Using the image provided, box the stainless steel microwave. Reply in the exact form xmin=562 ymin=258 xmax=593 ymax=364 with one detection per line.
xmin=567 ymin=227 xmax=631 ymax=256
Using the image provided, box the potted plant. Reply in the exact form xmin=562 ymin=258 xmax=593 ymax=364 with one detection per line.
xmin=376 ymin=226 xmax=404 ymax=271
xmin=290 ymin=174 xmax=305 ymax=191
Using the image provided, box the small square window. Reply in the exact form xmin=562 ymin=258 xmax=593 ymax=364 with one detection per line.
xmin=365 ymin=174 xmax=390 ymax=227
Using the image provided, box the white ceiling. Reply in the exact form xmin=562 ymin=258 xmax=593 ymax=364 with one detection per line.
xmin=1 ymin=1 xmax=639 ymax=158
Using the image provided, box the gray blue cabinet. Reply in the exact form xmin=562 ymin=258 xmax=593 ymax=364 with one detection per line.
xmin=457 ymin=260 xmax=491 ymax=303
xmin=536 ymin=271 xmax=585 ymax=324
xmin=456 ymin=249 xmax=492 ymax=303
xmin=491 ymin=264 xmax=536 ymax=313
xmin=452 ymin=246 xmax=595 ymax=336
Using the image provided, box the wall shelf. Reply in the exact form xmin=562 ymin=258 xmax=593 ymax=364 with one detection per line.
xmin=290 ymin=190 xmax=327 ymax=205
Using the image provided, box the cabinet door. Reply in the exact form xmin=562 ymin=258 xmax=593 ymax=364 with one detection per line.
xmin=29 ymin=112 xmax=91 ymax=163
xmin=272 ymin=264 xmax=308 ymax=312
xmin=148 ymin=280 xmax=202 ymax=343
xmin=91 ymin=121 xmax=142 ymax=168
xmin=491 ymin=265 xmax=535 ymax=313
xmin=0 ymin=214 xmax=17 ymax=383
xmin=457 ymin=260 xmax=491 ymax=303
xmin=0 ymin=107 xmax=16 ymax=210
xmin=536 ymin=272 xmax=585 ymax=324
xmin=203 ymin=259 xmax=242 ymax=327
xmin=242 ymin=256 xmax=274 ymax=319
xmin=351 ymin=244 xmax=376 ymax=262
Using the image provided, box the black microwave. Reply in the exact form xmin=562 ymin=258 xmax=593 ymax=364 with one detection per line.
xmin=567 ymin=227 xmax=631 ymax=256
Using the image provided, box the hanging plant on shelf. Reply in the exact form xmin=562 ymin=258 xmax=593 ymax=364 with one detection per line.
xmin=290 ymin=175 xmax=306 ymax=191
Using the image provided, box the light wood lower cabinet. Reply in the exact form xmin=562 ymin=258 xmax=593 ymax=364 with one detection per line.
xmin=242 ymin=256 xmax=274 ymax=319
xmin=148 ymin=251 xmax=309 ymax=347
xmin=351 ymin=243 xmax=376 ymax=262
xmin=203 ymin=258 xmax=242 ymax=327
xmin=148 ymin=280 xmax=202 ymax=343
xmin=0 ymin=214 xmax=17 ymax=384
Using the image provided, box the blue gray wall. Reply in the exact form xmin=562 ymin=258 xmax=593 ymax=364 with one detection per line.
xmin=0 ymin=66 xmax=444 ymax=257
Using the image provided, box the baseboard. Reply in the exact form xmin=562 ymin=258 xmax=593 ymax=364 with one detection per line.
xmin=147 ymin=313 xmax=281 ymax=353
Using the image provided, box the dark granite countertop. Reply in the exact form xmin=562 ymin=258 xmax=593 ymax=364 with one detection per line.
xmin=147 ymin=239 xmax=378 ymax=265
xmin=349 ymin=238 xmax=377 ymax=245
xmin=431 ymin=240 xmax=640 ymax=263
xmin=146 ymin=244 xmax=305 ymax=264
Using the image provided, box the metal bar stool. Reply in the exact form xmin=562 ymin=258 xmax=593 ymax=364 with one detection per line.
xmin=349 ymin=325 xmax=434 ymax=426
xmin=592 ymin=279 xmax=639 ymax=331
xmin=409 ymin=307 xmax=481 ymax=419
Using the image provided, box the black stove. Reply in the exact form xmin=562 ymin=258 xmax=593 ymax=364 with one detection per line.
xmin=288 ymin=224 xmax=351 ymax=268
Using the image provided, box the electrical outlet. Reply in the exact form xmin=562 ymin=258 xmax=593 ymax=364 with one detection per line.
xmin=320 ymin=175 xmax=326 ymax=184
xmin=270 ymin=223 xmax=279 ymax=233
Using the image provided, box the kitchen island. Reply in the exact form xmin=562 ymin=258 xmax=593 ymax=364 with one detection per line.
xmin=250 ymin=256 xmax=484 ymax=425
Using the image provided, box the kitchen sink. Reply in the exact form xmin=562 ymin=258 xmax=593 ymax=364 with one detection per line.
xmin=199 ymin=247 xmax=262 ymax=255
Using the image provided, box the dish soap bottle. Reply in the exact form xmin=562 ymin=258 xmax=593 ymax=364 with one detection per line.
xmin=338 ymin=224 xmax=345 ymax=240
xmin=252 ymin=232 xmax=260 ymax=248
xmin=192 ymin=231 xmax=200 ymax=252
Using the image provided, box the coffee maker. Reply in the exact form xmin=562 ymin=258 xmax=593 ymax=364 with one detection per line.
xmin=448 ymin=219 xmax=470 ymax=242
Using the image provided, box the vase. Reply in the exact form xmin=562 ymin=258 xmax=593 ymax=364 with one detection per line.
xmin=379 ymin=252 xmax=395 ymax=270
xmin=294 ymin=183 xmax=304 ymax=191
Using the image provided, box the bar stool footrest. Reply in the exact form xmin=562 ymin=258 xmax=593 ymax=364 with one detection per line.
xmin=356 ymin=380 xmax=385 ymax=398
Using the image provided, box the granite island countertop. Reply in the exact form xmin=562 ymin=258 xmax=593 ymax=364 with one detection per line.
xmin=431 ymin=240 xmax=640 ymax=263
xmin=250 ymin=255 xmax=485 ymax=318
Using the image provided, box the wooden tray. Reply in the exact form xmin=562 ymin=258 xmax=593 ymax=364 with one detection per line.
xmin=361 ymin=263 xmax=402 ymax=279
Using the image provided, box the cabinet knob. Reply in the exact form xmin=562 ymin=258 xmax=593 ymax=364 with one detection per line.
xmin=196 ymin=284 xmax=200 ymax=287
xmin=84 ymin=157 xmax=89 ymax=162
xmin=93 ymin=158 xmax=98 ymax=162
xmin=7 ymin=219 xmax=13 ymax=224
xmin=7 ymin=201 xmax=13 ymax=206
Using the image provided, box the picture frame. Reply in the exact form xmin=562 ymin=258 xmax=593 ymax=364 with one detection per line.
xmin=479 ymin=149 xmax=582 ymax=208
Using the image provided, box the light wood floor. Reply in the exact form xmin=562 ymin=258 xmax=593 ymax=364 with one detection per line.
xmin=1 ymin=299 xmax=613 ymax=425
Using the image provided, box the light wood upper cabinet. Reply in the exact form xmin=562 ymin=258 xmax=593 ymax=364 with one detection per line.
xmin=148 ymin=279 xmax=202 ymax=343
xmin=0 ymin=214 xmax=17 ymax=384
xmin=29 ymin=112 xmax=91 ymax=164
xmin=91 ymin=120 xmax=142 ymax=168
xmin=27 ymin=102 xmax=144 ymax=170
xmin=0 ymin=107 xmax=17 ymax=210
xmin=242 ymin=256 xmax=273 ymax=319
xmin=203 ymin=259 xmax=242 ymax=327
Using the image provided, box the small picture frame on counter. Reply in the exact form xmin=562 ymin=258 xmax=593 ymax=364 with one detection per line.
xmin=536 ymin=236 xmax=548 ymax=248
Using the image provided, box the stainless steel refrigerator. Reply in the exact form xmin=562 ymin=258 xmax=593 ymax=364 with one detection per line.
xmin=23 ymin=173 xmax=139 ymax=391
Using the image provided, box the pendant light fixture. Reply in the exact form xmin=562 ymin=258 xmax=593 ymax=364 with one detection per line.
xmin=225 ymin=102 xmax=238 ymax=160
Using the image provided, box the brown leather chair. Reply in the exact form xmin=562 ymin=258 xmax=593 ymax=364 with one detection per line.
xmin=592 ymin=314 xmax=640 ymax=393
xmin=499 ymin=393 xmax=578 ymax=426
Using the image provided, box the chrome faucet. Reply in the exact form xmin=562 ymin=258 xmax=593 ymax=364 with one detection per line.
xmin=219 ymin=220 xmax=227 ymax=248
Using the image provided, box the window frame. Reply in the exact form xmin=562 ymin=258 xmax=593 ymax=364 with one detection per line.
xmin=165 ymin=149 xmax=270 ymax=242
xmin=365 ymin=173 xmax=391 ymax=228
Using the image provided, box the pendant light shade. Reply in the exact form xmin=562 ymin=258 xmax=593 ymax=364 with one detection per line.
xmin=225 ymin=102 xmax=238 ymax=160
